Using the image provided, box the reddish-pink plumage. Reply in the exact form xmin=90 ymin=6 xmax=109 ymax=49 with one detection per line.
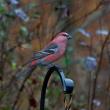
xmin=30 ymin=32 xmax=71 ymax=67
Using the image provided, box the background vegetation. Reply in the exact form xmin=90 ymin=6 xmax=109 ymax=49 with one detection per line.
xmin=0 ymin=0 xmax=110 ymax=110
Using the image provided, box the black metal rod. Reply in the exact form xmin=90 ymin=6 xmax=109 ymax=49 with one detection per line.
xmin=40 ymin=65 xmax=74 ymax=110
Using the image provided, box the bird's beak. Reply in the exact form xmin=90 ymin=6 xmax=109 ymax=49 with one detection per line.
xmin=67 ymin=34 xmax=72 ymax=39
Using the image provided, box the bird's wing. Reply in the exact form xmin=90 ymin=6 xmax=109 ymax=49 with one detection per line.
xmin=33 ymin=43 xmax=58 ymax=60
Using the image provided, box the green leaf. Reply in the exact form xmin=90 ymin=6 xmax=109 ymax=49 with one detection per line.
xmin=31 ymin=12 xmax=40 ymax=18
xmin=54 ymin=87 xmax=61 ymax=97
xmin=63 ymin=56 xmax=72 ymax=66
xmin=20 ymin=26 xmax=29 ymax=37
xmin=2 ymin=106 xmax=11 ymax=110
xmin=11 ymin=61 xmax=17 ymax=70
xmin=0 ymin=21 xmax=7 ymax=30
xmin=67 ymin=47 xmax=73 ymax=53
xmin=21 ymin=43 xmax=32 ymax=49
xmin=0 ymin=30 xmax=7 ymax=42
xmin=26 ymin=3 xmax=38 ymax=9
xmin=0 ymin=91 xmax=5 ymax=99
xmin=0 ymin=3 xmax=6 ymax=14
xmin=5 ymin=12 xmax=15 ymax=18
xmin=0 ymin=30 xmax=5 ymax=37
xmin=27 ymin=79 xmax=32 ymax=84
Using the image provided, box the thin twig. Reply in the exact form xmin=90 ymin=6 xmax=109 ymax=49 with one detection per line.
xmin=106 ymin=43 xmax=110 ymax=110
xmin=12 ymin=66 xmax=36 ymax=110
xmin=90 ymin=31 xmax=110 ymax=110
xmin=60 ymin=0 xmax=103 ymax=32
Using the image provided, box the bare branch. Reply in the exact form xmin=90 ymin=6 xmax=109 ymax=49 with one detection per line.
xmin=65 ymin=4 xmax=110 ymax=36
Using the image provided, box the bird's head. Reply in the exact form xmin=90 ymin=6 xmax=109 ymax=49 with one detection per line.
xmin=58 ymin=32 xmax=72 ymax=40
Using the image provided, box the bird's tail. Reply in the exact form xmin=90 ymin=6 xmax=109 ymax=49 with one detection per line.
xmin=4 ymin=65 xmax=36 ymax=109
xmin=15 ymin=67 xmax=31 ymax=81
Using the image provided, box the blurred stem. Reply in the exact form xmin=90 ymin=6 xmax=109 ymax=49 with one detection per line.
xmin=88 ymin=32 xmax=93 ymax=110
xmin=106 ymin=44 xmax=110 ymax=110
xmin=88 ymin=71 xmax=91 ymax=110
xmin=0 ymin=42 xmax=5 ymax=88
xmin=36 ymin=24 xmax=42 ymax=50
xmin=106 ymin=75 xmax=110 ymax=110
xmin=64 ymin=52 xmax=69 ymax=74
xmin=90 ymin=32 xmax=110 ymax=110
xmin=12 ymin=66 xmax=36 ymax=110
xmin=88 ymin=71 xmax=95 ymax=110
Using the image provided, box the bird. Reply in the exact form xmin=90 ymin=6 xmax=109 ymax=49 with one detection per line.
xmin=10 ymin=32 xmax=72 ymax=109
xmin=15 ymin=32 xmax=71 ymax=80
xmin=30 ymin=32 xmax=72 ymax=67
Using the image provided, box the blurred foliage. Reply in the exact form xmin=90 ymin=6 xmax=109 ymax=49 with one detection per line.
xmin=0 ymin=2 xmax=6 ymax=14
xmin=1 ymin=106 xmax=11 ymax=110
xmin=0 ymin=0 xmax=110 ymax=110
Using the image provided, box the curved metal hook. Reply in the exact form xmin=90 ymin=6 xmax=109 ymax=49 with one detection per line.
xmin=53 ymin=65 xmax=74 ymax=94
xmin=40 ymin=65 xmax=75 ymax=110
